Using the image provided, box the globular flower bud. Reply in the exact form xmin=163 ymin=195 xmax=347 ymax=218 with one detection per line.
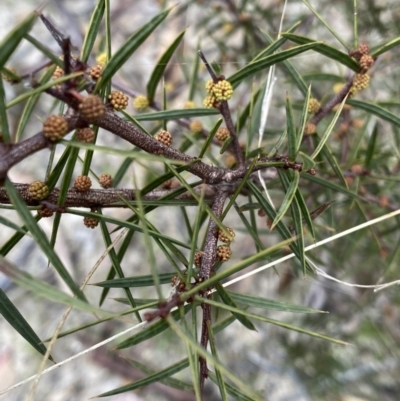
xmin=38 ymin=206 xmax=53 ymax=218
xmin=154 ymin=130 xmax=172 ymax=146
xmin=133 ymin=95 xmax=149 ymax=111
xmin=351 ymin=73 xmax=370 ymax=94
xmin=52 ymin=66 xmax=64 ymax=82
xmin=170 ymin=275 xmax=186 ymax=293
xmin=74 ymin=175 xmax=92 ymax=192
xmin=350 ymin=164 xmax=364 ymax=174
xmin=307 ymin=98 xmax=320 ymax=114
xmin=203 ymin=95 xmax=218 ymax=109
xmin=99 ymin=173 xmax=113 ymax=188
xmin=304 ymin=123 xmax=316 ymax=135
xmin=212 ymin=80 xmax=233 ymax=101
xmin=190 ymin=120 xmax=203 ymax=134
xmin=43 ymin=115 xmax=68 ymax=142
xmin=333 ymin=83 xmax=345 ymax=94
xmin=205 ymin=79 xmax=215 ymax=94
xmin=215 ymin=127 xmax=230 ymax=142
xmin=218 ymin=227 xmax=235 ymax=243
xmin=217 ymin=245 xmax=232 ymax=262
xmin=76 ymin=127 xmax=95 ymax=143
xmin=79 ymin=95 xmax=105 ymax=120
xmin=28 ymin=181 xmax=49 ymax=200
xmin=108 ymin=90 xmax=129 ymax=111
xmin=224 ymin=155 xmax=236 ymax=168
xmin=83 ymin=215 xmax=99 ymax=229
xmin=358 ymin=43 xmax=370 ymax=56
xmin=223 ymin=22 xmax=234 ymax=33
xmin=162 ymin=179 xmax=180 ymax=189
xmin=183 ymin=100 xmax=196 ymax=109
xmin=194 ymin=251 xmax=203 ymax=267
xmin=96 ymin=52 xmax=107 ymax=67
xmin=351 ymin=119 xmax=364 ymax=129
xmin=89 ymin=64 xmax=103 ymax=80
xmin=379 ymin=195 xmax=389 ymax=208
xmin=359 ymin=54 xmax=374 ymax=72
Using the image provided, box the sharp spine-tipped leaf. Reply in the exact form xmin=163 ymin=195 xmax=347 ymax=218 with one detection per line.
xmin=96 ymin=8 xmax=172 ymax=90
xmin=147 ymin=30 xmax=186 ymax=102
xmin=271 ymin=170 xmax=300 ymax=230
xmin=282 ymin=33 xmax=359 ymax=71
xmin=0 ymin=289 xmax=54 ymax=362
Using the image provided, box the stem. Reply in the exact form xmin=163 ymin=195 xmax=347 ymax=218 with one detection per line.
xmin=218 ymin=101 xmax=245 ymax=167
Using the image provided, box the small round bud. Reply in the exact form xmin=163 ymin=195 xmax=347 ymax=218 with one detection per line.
xmin=76 ymin=127 xmax=95 ymax=143
xmin=171 ymin=274 xmax=179 ymax=287
xmin=79 ymin=95 xmax=105 ymax=120
xmin=164 ymin=82 xmax=174 ymax=93
xmin=194 ymin=251 xmax=203 ymax=267
xmin=239 ymin=12 xmax=250 ymax=22
xmin=258 ymin=209 xmax=266 ymax=217
xmin=350 ymin=164 xmax=363 ymax=174
xmin=184 ymin=100 xmax=196 ymax=109
xmin=217 ymin=245 xmax=232 ymax=262
xmin=74 ymin=175 xmax=92 ymax=192
xmin=89 ymin=64 xmax=103 ymax=80
xmin=190 ymin=120 xmax=203 ymax=134
xmin=358 ymin=43 xmax=370 ymax=55
xmin=333 ymin=83 xmax=345 ymax=94
xmin=218 ymin=227 xmax=235 ymax=243
xmin=43 ymin=115 xmax=69 ymax=142
xmin=203 ymin=95 xmax=218 ymax=108
xmin=169 ymin=180 xmax=181 ymax=189
xmin=52 ymin=66 xmax=64 ymax=82
xmin=304 ymin=123 xmax=316 ymax=135
xmin=28 ymin=181 xmax=49 ymax=200
xmin=212 ymin=80 xmax=233 ymax=101
xmin=205 ymin=79 xmax=215 ymax=94
xmin=108 ymin=90 xmax=129 ymax=111
xmin=96 ymin=52 xmax=107 ymax=67
xmin=359 ymin=54 xmax=374 ymax=72
xmin=161 ymin=179 xmax=172 ymax=189
xmin=379 ymin=195 xmax=389 ymax=208
xmin=224 ymin=155 xmax=236 ymax=168
xmin=83 ymin=215 xmax=99 ymax=229
xmin=99 ymin=173 xmax=113 ymax=188
xmin=154 ymin=130 xmax=172 ymax=146
xmin=223 ymin=22 xmax=234 ymax=34
xmin=307 ymin=98 xmax=320 ymax=114
xmin=351 ymin=119 xmax=364 ymax=129
xmin=37 ymin=206 xmax=53 ymax=218
xmin=170 ymin=275 xmax=186 ymax=293
xmin=351 ymin=73 xmax=370 ymax=94
xmin=215 ymin=127 xmax=230 ymax=142
xmin=133 ymin=95 xmax=149 ymax=111
xmin=339 ymin=122 xmax=349 ymax=134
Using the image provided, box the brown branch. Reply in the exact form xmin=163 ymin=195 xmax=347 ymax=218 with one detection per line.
xmin=198 ymin=189 xmax=229 ymax=390
xmin=200 ymin=189 xmax=229 ymax=280
xmin=218 ymin=101 xmax=245 ymax=167
xmin=0 ymin=183 xmax=215 ymax=208
xmin=199 ymin=300 xmax=211 ymax=392
xmin=0 ymin=114 xmax=85 ymax=179
xmin=311 ymin=76 xmax=353 ymax=126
